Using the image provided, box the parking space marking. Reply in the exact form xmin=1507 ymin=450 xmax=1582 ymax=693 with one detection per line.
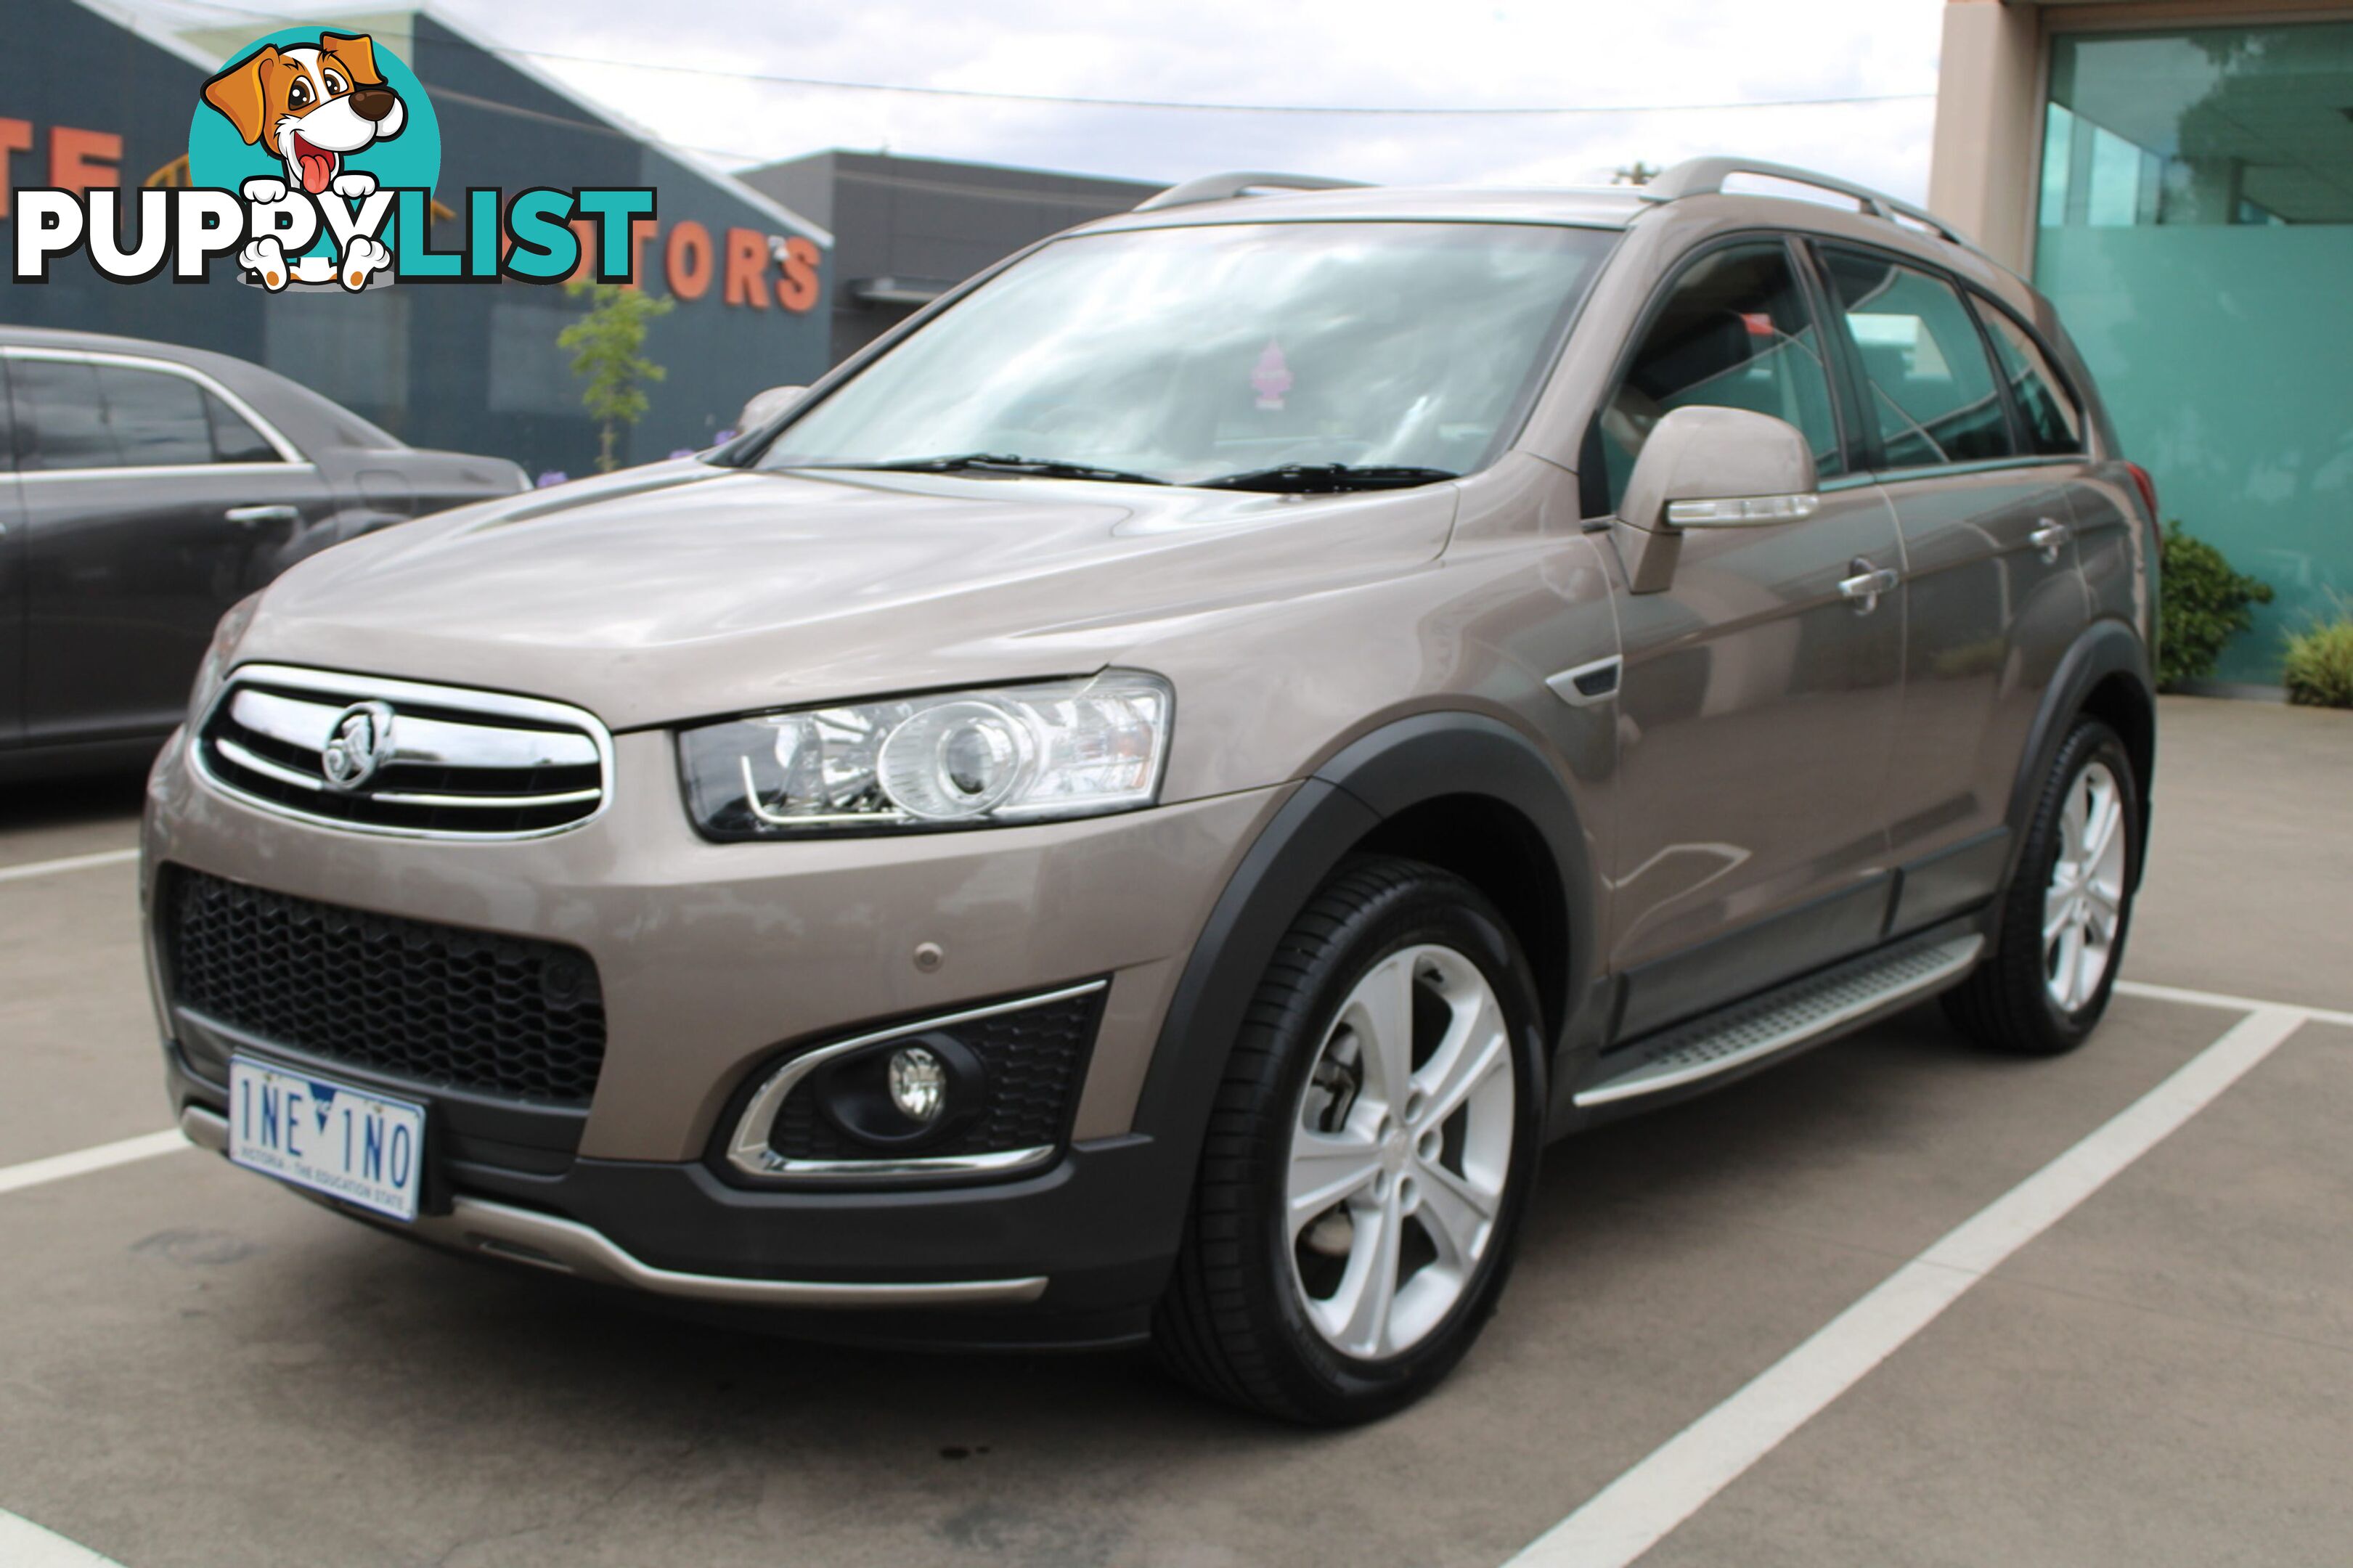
xmin=0 ymin=1507 xmax=124 ymax=1567
xmin=0 ymin=1130 xmax=189 ymax=1198
xmin=0 ymin=848 xmax=139 ymax=884
xmin=2117 ymin=978 xmax=2353 ymax=1030
xmin=1504 ymin=1002 xmax=2312 ymax=1568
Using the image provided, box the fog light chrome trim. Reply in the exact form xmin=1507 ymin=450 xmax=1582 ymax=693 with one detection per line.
xmin=725 ymin=979 xmax=1109 ymax=1183
xmin=179 ymin=1106 xmax=1046 ymax=1307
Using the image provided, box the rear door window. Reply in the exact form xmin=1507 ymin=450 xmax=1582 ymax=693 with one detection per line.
xmin=1819 ymin=248 xmax=2015 ymax=470
xmin=6 ymin=359 xmax=288 ymax=471
xmin=95 ymin=364 xmax=216 ymax=467
xmin=205 ymin=392 xmax=280 ymax=463
xmin=1972 ymin=301 xmax=2085 ymax=456
xmin=1599 ymin=240 xmax=1846 ymax=511
xmin=9 ymin=359 xmax=122 ymax=472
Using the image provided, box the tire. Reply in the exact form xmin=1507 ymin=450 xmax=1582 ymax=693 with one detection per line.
xmin=1152 ymin=854 xmax=1547 ymax=1424
xmin=1944 ymin=718 xmax=2141 ymax=1056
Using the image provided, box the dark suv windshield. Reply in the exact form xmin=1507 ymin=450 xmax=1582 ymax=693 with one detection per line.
xmin=756 ymin=221 xmax=1615 ymax=487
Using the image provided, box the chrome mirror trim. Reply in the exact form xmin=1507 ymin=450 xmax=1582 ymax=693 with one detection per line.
xmin=1665 ymin=492 xmax=1822 ymax=528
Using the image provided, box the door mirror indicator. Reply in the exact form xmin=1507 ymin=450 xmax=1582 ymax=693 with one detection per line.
xmin=1612 ymin=405 xmax=1821 ymax=593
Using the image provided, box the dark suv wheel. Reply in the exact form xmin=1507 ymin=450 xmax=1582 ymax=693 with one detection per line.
xmin=1946 ymin=717 xmax=2142 ymax=1055
xmin=1152 ymin=856 xmax=1546 ymax=1424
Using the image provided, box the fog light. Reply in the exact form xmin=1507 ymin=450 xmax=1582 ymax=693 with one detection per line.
xmin=888 ymin=1045 xmax=947 ymax=1124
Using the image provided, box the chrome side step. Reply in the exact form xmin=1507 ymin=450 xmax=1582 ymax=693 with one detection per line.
xmin=1575 ymin=933 xmax=1984 ymax=1108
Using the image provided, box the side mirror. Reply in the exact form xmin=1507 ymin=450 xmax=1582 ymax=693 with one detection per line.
xmin=735 ymin=384 xmax=809 ymax=434
xmin=1613 ymin=405 xmax=1820 ymax=593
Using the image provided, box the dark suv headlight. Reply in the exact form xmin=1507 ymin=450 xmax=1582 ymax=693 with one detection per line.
xmin=677 ymin=671 xmax=1172 ymax=838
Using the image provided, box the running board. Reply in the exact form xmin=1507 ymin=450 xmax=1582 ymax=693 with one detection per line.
xmin=1575 ymin=933 xmax=1984 ymax=1108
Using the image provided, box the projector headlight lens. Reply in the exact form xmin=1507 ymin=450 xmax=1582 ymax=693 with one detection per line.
xmin=678 ymin=671 xmax=1172 ymax=838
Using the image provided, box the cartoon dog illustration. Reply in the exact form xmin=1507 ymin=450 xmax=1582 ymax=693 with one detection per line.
xmin=202 ymin=33 xmax=404 ymax=291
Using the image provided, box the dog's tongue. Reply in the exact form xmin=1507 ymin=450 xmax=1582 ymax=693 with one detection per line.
xmin=295 ymin=140 xmax=334 ymax=195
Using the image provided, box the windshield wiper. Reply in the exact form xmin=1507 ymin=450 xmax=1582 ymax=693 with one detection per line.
xmin=1196 ymin=463 xmax=1459 ymax=494
xmin=799 ymin=452 xmax=1169 ymax=486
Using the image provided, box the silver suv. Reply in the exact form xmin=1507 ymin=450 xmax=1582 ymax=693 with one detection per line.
xmin=145 ymin=158 xmax=2158 ymax=1424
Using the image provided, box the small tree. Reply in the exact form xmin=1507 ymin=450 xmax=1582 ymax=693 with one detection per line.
xmin=2157 ymin=521 xmax=2272 ymax=690
xmin=1611 ymin=161 xmax=1662 ymax=187
xmin=558 ymin=277 xmax=674 ymax=473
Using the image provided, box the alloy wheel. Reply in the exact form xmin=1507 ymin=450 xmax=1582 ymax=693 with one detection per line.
xmin=2042 ymin=757 xmax=2129 ymax=1011
xmin=1285 ymin=943 xmax=1516 ymax=1360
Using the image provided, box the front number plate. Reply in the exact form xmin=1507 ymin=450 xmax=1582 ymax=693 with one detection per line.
xmin=228 ymin=1056 xmax=425 ymax=1222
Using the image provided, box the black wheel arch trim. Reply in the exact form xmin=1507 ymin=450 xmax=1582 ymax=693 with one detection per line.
xmin=1132 ymin=712 xmax=1597 ymax=1186
xmin=2005 ymin=616 xmax=2155 ymax=895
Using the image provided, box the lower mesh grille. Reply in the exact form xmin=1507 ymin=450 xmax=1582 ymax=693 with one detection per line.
xmin=164 ymin=867 xmax=608 ymax=1106
xmin=770 ymin=987 xmax=1104 ymax=1161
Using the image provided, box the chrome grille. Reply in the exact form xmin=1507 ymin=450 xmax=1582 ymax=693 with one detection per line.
xmin=195 ymin=664 xmax=612 ymax=838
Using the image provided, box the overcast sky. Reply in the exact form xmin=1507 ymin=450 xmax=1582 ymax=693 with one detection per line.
xmin=154 ymin=0 xmax=1948 ymax=203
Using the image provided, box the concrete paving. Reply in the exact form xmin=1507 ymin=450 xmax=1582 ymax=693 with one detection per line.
xmin=0 ymin=695 xmax=2345 ymax=1567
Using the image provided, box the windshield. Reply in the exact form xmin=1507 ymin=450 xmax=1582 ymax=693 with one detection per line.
xmin=757 ymin=221 xmax=1615 ymax=487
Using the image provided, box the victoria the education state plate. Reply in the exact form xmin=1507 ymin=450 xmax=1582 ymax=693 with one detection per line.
xmin=227 ymin=1056 xmax=425 ymax=1222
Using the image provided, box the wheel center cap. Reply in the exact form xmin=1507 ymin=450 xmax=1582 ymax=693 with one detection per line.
xmin=1381 ymin=1131 xmax=1410 ymax=1175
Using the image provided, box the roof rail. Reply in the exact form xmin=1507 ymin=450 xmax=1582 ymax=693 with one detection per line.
xmin=1646 ymin=157 xmax=1983 ymax=256
xmin=1133 ymin=171 xmax=1370 ymax=213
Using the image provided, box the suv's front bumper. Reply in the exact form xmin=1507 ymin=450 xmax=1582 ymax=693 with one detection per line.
xmin=170 ymin=1087 xmax=1186 ymax=1345
xmin=147 ymin=727 xmax=1292 ymax=1339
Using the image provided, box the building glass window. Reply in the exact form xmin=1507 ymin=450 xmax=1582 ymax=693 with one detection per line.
xmin=2037 ymin=23 xmax=2353 ymax=679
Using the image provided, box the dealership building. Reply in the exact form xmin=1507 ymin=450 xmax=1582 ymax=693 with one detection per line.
xmin=1933 ymin=0 xmax=2353 ymax=685
xmin=4 ymin=0 xmax=836 ymax=480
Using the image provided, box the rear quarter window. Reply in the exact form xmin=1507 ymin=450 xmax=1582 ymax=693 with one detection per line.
xmin=1819 ymin=248 xmax=2015 ymax=470
xmin=1972 ymin=299 xmax=2086 ymax=457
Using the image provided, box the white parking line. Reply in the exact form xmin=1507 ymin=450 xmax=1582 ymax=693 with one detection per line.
xmin=2117 ymin=978 xmax=2353 ymax=1030
xmin=0 ymin=847 xmax=139 ymax=884
xmin=0 ymin=1130 xmax=190 ymax=1198
xmin=1504 ymin=1001 xmax=2312 ymax=1568
xmin=0 ymin=1507 xmax=124 ymax=1567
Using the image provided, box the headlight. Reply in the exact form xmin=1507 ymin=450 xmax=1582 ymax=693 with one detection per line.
xmin=678 ymin=671 xmax=1173 ymax=838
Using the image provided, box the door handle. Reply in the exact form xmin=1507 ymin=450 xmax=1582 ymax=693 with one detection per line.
xmin=2029 ymin=518 xmax=2071 ymax=563
xmin=226 ymin=505 xmax=301 ymax=528
xmin=1837 ymin=560 xmax=1900 ymax=614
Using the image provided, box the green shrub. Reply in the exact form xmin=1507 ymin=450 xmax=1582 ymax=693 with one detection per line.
xmin=2282 ymin=603 xmax=2353 ymax=708
xmin=2158 ymin=523 xmax=2272 ymax=691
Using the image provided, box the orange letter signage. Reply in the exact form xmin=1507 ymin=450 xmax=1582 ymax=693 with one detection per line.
xmin=776 ymin=236 xmax=821 ymax=313
xmin=723 ymin=226 xmax=770 ymax=308
xmin=664 ymin=220 xmax=711 ymax=300
xmin=49 ymin=126 xmax=121 ymax=197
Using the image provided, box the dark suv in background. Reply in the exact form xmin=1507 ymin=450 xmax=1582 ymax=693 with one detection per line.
xmin=0 ymin=327 xmax=526 ymax=780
